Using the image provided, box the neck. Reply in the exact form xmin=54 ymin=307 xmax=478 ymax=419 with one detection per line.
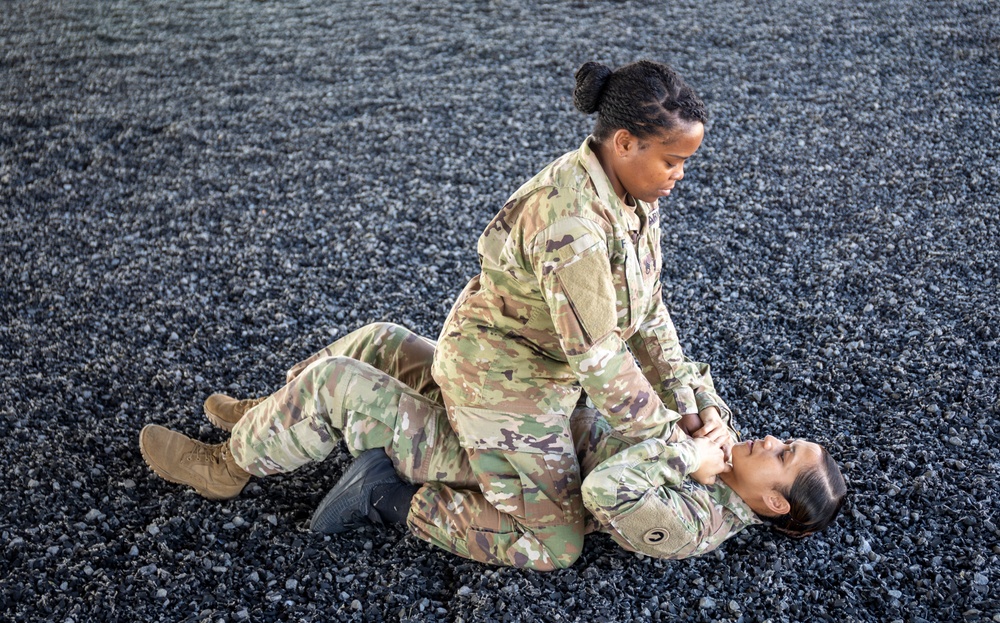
xmin=719 ymin=471 xmax=738 ymax=494
xmin=719 ymin=472 xmax=768 ymax=518
xmin=593 ymin=140 xmax=628 ymax=204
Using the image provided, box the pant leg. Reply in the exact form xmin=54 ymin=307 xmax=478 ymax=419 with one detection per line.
xmin=406 ymin=402 xmax=586 ymax=572
xmin=229 ymin=356 xmax=440 ymax=479
xmin=284 ymin=322 xmax=440 ymax=403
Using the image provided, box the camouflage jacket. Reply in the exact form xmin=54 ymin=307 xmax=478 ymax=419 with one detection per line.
xmin=395 ymin=399 xmax=757 ymax=560
xmin=580 ymin=435 xmax=761 ymax=559
xmin=435 ymin=137 xmax=727 ymax=442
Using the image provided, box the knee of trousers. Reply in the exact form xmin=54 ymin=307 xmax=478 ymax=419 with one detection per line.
xmin=365 ymin=322 xmax=412 ymax=350
xmin=467 ymin=523 xmax=584 ymax=572
xmin=407 ymin=483 xmax=585 ymax=571
xmin=371 ymin=323 xmax=436 ymax=364
xmin=529 ymin=522 xmax=585 ymax=571
xmin=292 ymin=357 xmax=361 ymax=422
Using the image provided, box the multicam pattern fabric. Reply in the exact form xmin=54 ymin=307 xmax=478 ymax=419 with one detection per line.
xmin=425 ymin=137 xmax=731 ymax=570
xmin=432 ymin=137 xmax=728 ymax=444
xmin=228 ymin=323 xmax=755 ymax=567
xmin=230 ymin=324 xmax=471 ymax=488
xmin=581 ymin=437 xmax=761 ymax=559
xmin=283 ymin=322 xmax=441 ymax=403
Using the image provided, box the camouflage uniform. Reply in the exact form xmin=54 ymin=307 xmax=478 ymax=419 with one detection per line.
xmin=228 ymin=323 xmax=757 ymax=566
xmin=428 ymin=137 xmax=730 ymax=569
xmin=581 ymin=437 xmax=761 ymax=560
xmin=230 ymin=323 xmax=471 ymax=486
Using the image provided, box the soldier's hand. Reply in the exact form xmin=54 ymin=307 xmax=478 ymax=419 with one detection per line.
xmin=678 ymin=411 xmax=703 ymax=436
xmin=692 ymin=406 xmax=734 ymax=462
xmin=690 ymin=436 xmax=732 ymax=486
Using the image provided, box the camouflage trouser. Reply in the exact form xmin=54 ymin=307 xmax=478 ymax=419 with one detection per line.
xmin=423 ymin=328 xmax=586 ymax=572
xmin=409 ymin=425 xmax=585 ymax=572
xmin=228 ymin=322 xmax=588 ymax=571
xmin=229 ymin=323 xmax=473 ymax=487
xmin=282 ymin=323 xmax=441 ymax=403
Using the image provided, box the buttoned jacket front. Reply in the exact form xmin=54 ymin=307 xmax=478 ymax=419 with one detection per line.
xmin=435 ymin=137 xmax=728 ymax=444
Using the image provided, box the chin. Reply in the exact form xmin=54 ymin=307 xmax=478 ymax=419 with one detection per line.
xmin=729 ymin=447 xmax=749 ymax=469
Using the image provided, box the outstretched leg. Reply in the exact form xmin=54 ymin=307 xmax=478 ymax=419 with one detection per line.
xmin=204 ymin=323 xmax=441 ymax=431
xmin=141 ymin=356 xmax=450 ymax=499
xmin=230 ymin=355 xmax=435 ymax=477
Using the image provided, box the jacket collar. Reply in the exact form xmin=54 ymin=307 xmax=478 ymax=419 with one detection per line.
xmin=578 ymin=136 xmax=621 ymax=209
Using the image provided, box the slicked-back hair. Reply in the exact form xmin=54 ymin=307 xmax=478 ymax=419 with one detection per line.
xmin=771 ymin=447 xmax=847 ymax=538
xmin=573 ymin=60 xmax=707 ymax=143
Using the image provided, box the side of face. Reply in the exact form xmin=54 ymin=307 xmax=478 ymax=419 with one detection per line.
xmin=612 ymin=121 xmax=705 ymax=204
xmin=727 ymin=436 xmax=826 ymax=517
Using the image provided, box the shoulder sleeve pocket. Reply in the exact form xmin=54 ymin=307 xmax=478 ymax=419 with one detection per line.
xmin=608 ymin=488 xmax=700 ymax=559
xmin=553 ymin=248 xmax=617 ymax=347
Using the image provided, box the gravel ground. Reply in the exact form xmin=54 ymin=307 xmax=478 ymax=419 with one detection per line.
xmin=2 ymin=0 xmax=998 ymax=621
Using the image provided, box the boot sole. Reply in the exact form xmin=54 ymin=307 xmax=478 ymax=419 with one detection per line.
xmin=138 ymin=425 xmax=238 ymax=501
xmin=204 ymin=410 xmax=237 ymax=432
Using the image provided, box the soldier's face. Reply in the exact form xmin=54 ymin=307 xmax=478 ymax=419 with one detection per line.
xmin=616 ymin=122 xmax=704 ymax=205
xmin=728 ymin=436 xmax=825 ymax=511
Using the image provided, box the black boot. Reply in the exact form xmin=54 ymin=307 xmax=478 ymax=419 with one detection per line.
xmin=309 ymin=449 xmax=418 ymax=534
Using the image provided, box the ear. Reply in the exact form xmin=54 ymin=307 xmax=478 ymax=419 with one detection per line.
xmin=763 ymin=490 xmax=791 ymax=516
xmin=612 ymin=129 xmax=637 ymax=157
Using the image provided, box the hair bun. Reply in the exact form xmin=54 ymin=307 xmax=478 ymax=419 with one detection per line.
xmin=573 ymin=62 xmax=612 ymax=114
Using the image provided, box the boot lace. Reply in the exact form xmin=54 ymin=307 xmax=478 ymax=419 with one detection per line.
xmin=185 ymin=442 xmax=226 ymax=465
xmin=236 ymin=397 xmax=267 ymax=416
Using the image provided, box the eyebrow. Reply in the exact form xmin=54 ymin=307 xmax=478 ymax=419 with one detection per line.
xmin=786 ymin=439 xmax=801 ymax=461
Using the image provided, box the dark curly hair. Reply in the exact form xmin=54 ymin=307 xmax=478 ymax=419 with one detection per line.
xmin=573 ymin=60 xmax=708 ymax=143
xmin=769 ymin=446 xmax=847 ymax=538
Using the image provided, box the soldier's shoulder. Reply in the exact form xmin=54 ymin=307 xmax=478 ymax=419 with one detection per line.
xmin=499 ymin=149 xmax=616 ymax=246
xmin=512 ymin=188 xmax=612 ymax=247
xmin=510 ymin=151 xmax=605 ymax=214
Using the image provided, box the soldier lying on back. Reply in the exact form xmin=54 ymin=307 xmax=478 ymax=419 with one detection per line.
xmin=140 ymin=323 xmax=846 ymax=566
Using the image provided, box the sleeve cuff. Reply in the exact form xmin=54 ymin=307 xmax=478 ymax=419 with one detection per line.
xmin=671 ymin=386 xmax=698 ymax=415
xmin=695 ymin=390 xmax=721 ymax=414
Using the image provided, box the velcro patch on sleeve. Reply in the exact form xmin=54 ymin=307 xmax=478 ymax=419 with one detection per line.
xmin=555 ymin=248 xmax=617 ymax=345
xmin=610 ymin=489 xmax=694 ymax=558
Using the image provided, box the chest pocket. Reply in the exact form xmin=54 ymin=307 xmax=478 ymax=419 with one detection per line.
xmin=608 ymin=237 xmax=634 ymax=331
xmin=617 ymin=234 xmax=657 ymax=338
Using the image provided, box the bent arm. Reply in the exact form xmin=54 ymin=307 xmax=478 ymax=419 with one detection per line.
xmin=581 ymin=438 xmax=737 ymax=559
xmin=627 ymin=282 xmax=731 ymax=421
xmin=530 ymin=219 xmax=684 ymax=443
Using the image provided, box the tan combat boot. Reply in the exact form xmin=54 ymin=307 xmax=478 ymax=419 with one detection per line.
xmin=139 ymin=424 xmax=251 ymax=500
xmin=203 ymin=394 xmax=266 ymax=431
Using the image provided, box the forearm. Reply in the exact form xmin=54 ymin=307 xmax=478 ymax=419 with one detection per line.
xmin=628 ymin=295 xmax=726 ymax=416
xmin=567 ymin=333 xmax=684 ymax=443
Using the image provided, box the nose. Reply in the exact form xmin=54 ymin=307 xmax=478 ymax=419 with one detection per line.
xmin=762 ymin=435 xmax=783 ymax=450
xmin=672 ymin=163 xmax=685 ymax=181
